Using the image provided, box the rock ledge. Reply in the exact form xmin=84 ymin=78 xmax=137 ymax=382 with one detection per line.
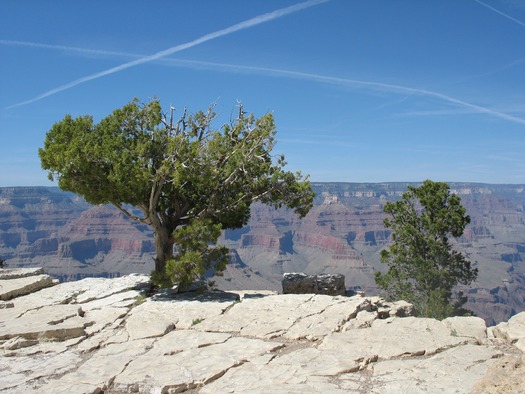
xmin=0 ymin=268 xmax=524 ymax=393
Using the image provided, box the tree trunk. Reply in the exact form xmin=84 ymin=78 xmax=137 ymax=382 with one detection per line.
xmin=153 ymin=225 xmax=175 ymax=273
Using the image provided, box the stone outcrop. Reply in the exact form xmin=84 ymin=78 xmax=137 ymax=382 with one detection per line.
xmin=1 ymin=268 xmax=524 ymax=393
xmin=282 ymin=272 xmax=346 ymax=296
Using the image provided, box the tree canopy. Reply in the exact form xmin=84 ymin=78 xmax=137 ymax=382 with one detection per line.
xmin=375 ymin=180 xmax=478 ymax=319
xmin=39 ymin=98 xmax=314 ymax=287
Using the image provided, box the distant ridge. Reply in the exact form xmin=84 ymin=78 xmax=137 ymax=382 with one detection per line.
xmin=1 ymin=183 xmax=524 ymax=324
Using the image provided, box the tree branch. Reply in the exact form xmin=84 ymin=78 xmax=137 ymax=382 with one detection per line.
xmin=113 ymin=203 xmax=149 ymax=224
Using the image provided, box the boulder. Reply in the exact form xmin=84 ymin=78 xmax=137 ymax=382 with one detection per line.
xmin=282 ymin=272 xmax=345 ymax=296
xmin=316 ymin=273 xmax=346 ymax=296
xmin=282 ymin=272 xmax=317 ymax=293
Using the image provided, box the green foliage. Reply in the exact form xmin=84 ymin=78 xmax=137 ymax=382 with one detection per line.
xmin=375 ymin=180 xmax=478 ymax=319
xmin=165 ymin=219 xmax=229 ymax=289
xmin=150 ymin=270 xmax=173 ymax=289
xmin=133 ymin=294 xmax=147 ymax=306
xmin=192 ymin=318 xmax=204 ymax=326
xmin=39 ymin=98 xmax=314 ymax=286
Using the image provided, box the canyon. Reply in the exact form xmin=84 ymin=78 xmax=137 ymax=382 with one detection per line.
xmin=1 ymin=182 xmax=524 ymax=325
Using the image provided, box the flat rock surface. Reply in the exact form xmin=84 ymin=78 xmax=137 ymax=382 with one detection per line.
xmin=0 ymin=273 xmax=56 ymax=300
xmin=1 ymin=269 xmax=524 ymax=393
xmin=0 ymin=267 xmax=44 ymax=280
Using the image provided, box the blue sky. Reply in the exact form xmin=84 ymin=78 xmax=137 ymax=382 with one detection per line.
xmin=1 ymin=0 xmax=524 ymax=186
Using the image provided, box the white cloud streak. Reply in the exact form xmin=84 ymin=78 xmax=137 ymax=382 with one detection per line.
xmin=3 ymin=31 xmax=525 ymax=126
xmin=0 ymin=39 xmax=134 ymax=58
xmin=474 ymin=0 xmax=525 ymax=27
xmin=5 ymin=0 xmax=329 ymax=109
xmin=160 ymin=60 xmax=525 ymax=126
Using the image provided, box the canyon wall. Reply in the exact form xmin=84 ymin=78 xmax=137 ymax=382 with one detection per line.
xmin=1 ymin=183 xmax=524 ymax=324
xmin=0 ymin=187 xmax=154 ymax=282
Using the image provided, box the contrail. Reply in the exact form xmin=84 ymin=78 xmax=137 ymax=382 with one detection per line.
xmin=5 ymin=0 xmax=329 ymax=109
xmin=140 ymin=57 xmax=525 ymax=126
xmin=235 ymin=66 xmax=525 ymax=126
xmin=474 ymin=0 xmax=525 ymax=27
xmin=4 ymin=39 xmax=525 ymax=127
xmin=0 ymin=39 xmax=135 ymax=58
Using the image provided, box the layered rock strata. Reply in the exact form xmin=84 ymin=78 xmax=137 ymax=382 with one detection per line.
xmin=1 ymin=269 xmax=524 ymax=393
xmin=3 ymin=184 xmax=525 ymax=324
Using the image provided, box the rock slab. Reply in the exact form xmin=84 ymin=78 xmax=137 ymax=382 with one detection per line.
xmin=0 ymin=273 xmax=56 ymax=300
xmin=1 ymin=268 xmax=524 ymax=393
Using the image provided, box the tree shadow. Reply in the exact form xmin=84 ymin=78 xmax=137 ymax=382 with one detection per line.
xmin=150 ymin=289 xmax=276 ymax=303
xmin=151 ymin=289 xmax=241 ymax=303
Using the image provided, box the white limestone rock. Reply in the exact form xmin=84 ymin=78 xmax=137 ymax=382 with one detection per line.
xmin=471 ymin=353 xmax=525 ymax=394
xmin=491 ymin=311 xmax=525 ymax=342
xmin=283 ymin=295 xmax=375 ymax=340
xmin=0 ymin=272 xmax=523 ymax=393
xmin=112 ymin=336 xmax=283 ymax=393
xmin=320 ymin=317 xmax=469 ymax=360
xmin=125 ymin=293 xmax=237 ymax=340
xmin=73 ymin=274 xmax=150 ymax=304
xmin=31 ymin=338 xmax=156 ymax=394
xmin=366 ymin=344 xmax=502 ymax=393
xmin=197 ymin=293 xmax=365 ymax=339
xmin=0 ymin=274 xmax=56 ymax=301
xmin=342 ymin=309 xmax=377 ymax=330
xmin=124 ymin=301 xmax=177 ymax=340
xmin=201 ymin=354 xmax=352 ymax=394
xmin=80 ymin=289 xmax=143 ymax=310
xmin=0 ymin=350 xmax=82 ymax=392
xmin=0 ymin=304 xmax=89 ymax=341
xmin=0 ymin=267 xmax=44 ymax=280
xmin=443 ymin=315 xmax=487 ymax=343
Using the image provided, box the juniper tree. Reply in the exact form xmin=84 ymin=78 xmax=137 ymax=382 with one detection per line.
xmin=375 ymin=180 xmax=477 ymax=319
xmin=39 ymin=98 xmax=313 ymax=287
